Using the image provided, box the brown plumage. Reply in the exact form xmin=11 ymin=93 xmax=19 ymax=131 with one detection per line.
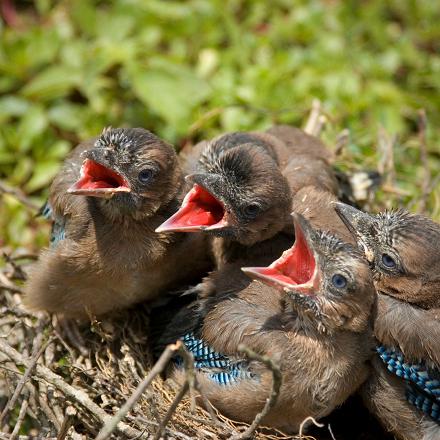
xmin=158 ymin=215 xmax=375 ymax=433
xmin=291 ymin=186 xmax=355 ymax=244
xmin=335 ymin=203 xmax=440 ymax=440
xmin=24 ymin=127 xmax=210 ymax=319
xmin=157 ymin=125 xmax=341 ymax=267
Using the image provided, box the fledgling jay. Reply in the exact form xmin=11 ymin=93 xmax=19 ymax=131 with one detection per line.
xmin=156 ymin=126 xmax=341 ymax=267
xmin=25 ymin=127 xmax=210 ymax=319
xmin=158 ymin=215 xmax=375 ymax=433
xmin=335 ymin=203 xmax=440 ymax=440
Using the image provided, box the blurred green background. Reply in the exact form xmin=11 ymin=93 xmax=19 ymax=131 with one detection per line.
xmin=0 ymin=0 xmax=439 ymax=249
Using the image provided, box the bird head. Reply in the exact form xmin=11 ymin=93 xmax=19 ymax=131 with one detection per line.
xmin=155 ymin=132 xmax=292 ymax=245
xmin=335 ymin=202 xmax=440 ymax=308
xmin=68 ymin=127 xmax=182 ymax=220
xmin=242 ymin=213 xmax=374 ymax=333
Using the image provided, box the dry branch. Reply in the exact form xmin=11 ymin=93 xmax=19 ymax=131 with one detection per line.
xmin=0 ymin=338 xmax=143 ymax=439
xmin=334 ymin=129 xmax=350 ymax=156
xmin=417 ymin=109 xmax=431 ymax=213
xmin=304 ymin=99 xmax=326 ymax=137
xmin=95 ymin=341 xmax=182 ymax=440
xmin=0 ymin=322 xmax=50 ymax=426
xmin=228 ymin=344 xmax=282 ymax=440
xmin=9 ymin=391 xmax=29 ymax=440
xmin=0 ymin=181 xmax=40 ymax=211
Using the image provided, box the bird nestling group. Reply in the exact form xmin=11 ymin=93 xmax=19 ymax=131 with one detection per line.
xmin=24 ymin=126 xmax=439 ymax=439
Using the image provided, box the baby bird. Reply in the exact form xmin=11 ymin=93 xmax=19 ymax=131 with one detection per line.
xmin=25 ymin=127 xmax=210 ymax=319
xmin=335 ymin=203 xmax=440 ymax=440
xmin=156 ymin=126 xmax=339 ymax=266
xmin=159 ymin=215 xmax=375 ymax=432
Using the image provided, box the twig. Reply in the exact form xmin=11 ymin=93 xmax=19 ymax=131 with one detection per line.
xmin=57 ymin=406 xmax=77 ymax=440
xmin=0 ymin=338 xmax=143 ymax=439
xmin=153 ymin=381 xmax=189 ymax=440
xmin=417 ymin=109 xmax=431 ymax=213
xmin=188 ymin=107 xmax=224 ymax=136
xmin=0 ymin=325 xmax=51 ymax=426
xmin=9 ymin=391 xmax=29 ymax=440
xmin=0 ymin=180 xmax=40 ymax=211
xmin=0 ymin=272 xmax=22 ymax=294
xmin=0 ymin=436 xmax=58 ymax=440
xmin=128 ymin=416 xmax=194 ymax=440
xmin=328 ymin=423 xmax=336 ymax=440
xmin=95 ymin=341 xmax=183 ymax=440
xmin=175 ymin=343 xmax=197 ymax=412
xmin=377 ymin=127 xmax=396 ymax=191
xmin=38 ymin=381 xmax=62 ymax=431
xmin=304 ymin=99 xmax=324 ymax=137
xmin=152 ymin=344 xmax=197 ymax=440
xmin=298 ymin=416 xmax=324 ymax=438
xmin=334 ymin=128 xmax=350 ymax=156
xmin=228 ymin=344 xmax=282 ymax=440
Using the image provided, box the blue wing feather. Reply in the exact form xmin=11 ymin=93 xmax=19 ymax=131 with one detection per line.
xmin=40 ymin=201 xmax=66 ymax=247
xmin=177 ymin=332 xmax=257 ymax=386
xmin=377 ymin=345 xmax=440 ymax=423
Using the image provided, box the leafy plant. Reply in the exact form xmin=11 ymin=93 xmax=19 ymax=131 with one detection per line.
xmin=0 ymin=0 xmax=439 ymax=248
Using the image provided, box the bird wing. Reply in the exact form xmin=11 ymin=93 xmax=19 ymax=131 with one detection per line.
xmin=39 ymin=200 xmax=66 ymax=247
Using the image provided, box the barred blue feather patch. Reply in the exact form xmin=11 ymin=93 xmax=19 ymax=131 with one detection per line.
xmin=377 ymin=345 xmax=440 ymax=423
xmin=177 ymin=332 xmax=257 ymax=386
xmin=41 ymin=201 xmax=66 ymax=247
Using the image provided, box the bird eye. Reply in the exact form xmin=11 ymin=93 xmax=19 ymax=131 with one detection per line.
xmin=332 ymin=274 xmax=347 ymax=289
xmin=381 ymin=253 xmax=396 ymax=268
xmin=244 ymin=203 xmax=261 ymax=218
xmin=138 ymin=169 xmax=155 ymax=184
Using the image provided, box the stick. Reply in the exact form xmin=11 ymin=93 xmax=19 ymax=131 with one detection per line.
xmin=417 ymin=109 xmax=431 ymax=213
xmin=377 ymin=127 xmax=396 ymax=189
xmin=95 ymin=341 xmax=182 ymax=440
xmin=57 ymin=406 xmax=77 ymax=440
xmin=0 ymin=436 xmax=58 ymax=440
xmin=128 ymin=415 xmax=194 ymax=440
xmin=334 ymin=129 xmax=350 ymax=156
xmin=0 ymin=338 xmax=142 ymax=439
xmin=152 ymin=381 xmax=189 ymax=440
xmin=0 ymin=181 xmax=40 ymax=211
xmin=0 ymin=329 xmax=51 ymax=425
xmin=228 ymin=345 xmax=282 ymax=440
xmin=175 ymin=343 xmax=196 ymax=412
xmin=304 ymin=99 xmax=322 ymax=136
xmin=298 ymin=416 xmax=324 ymax=438
xmin=152 ymin=343 xmax=199 ymax=439
xmin=9 ymin=392 xmax=29 ymax=440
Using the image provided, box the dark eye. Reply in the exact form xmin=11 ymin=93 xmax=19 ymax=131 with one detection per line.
xmin=332 ymin=274 xmax=347 ymax=289
xmin=381 ymin=253 xmax=396 ymax=268
xmin=244 ymin=203 xmax=261 ymax=218
xmin=138 ymin=169 xmax=155 ymax=184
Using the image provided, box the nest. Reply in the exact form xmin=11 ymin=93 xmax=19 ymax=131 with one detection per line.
xmin=1 ymin=102 xmax=430 ymax=439
xmin=0 ymin=250 xmax=325 ymax=440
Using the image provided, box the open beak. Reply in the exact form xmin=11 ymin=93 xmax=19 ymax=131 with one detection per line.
xmin=242 ymin=214 xmax=319 ymax=295
xmin=68 ymin=159 xmax=130 ymax=199
xmin=155 ymin=183 xmax=228 ymax=233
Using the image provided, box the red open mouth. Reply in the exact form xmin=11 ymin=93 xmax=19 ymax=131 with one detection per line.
xmin=242 ymin=218 xmax=317 ymax=292
xmin=155 ymin=184 xmax=227 ymax=233
xmin=68 ymin=159 xmax=130 ymax=198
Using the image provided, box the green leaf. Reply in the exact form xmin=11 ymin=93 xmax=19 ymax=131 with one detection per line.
xmin=21 ymin=66 xmax=80 ymax=101
xmin=0 ymin=96 xmax=30 ymax=122
xmin=17 ymin=106 xmax=48 ymax=153
xmin=128 ymin=60 xmax=211 ymax=130
xmin=25 ymin=161 xmax=61 ymax=192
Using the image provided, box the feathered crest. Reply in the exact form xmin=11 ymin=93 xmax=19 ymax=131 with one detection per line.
xmin=94 ymin=127 xmax=133 ymax=151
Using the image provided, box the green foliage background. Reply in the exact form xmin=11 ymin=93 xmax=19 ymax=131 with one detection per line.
xmin=1 ymin=0 xmax=439 ymax=248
